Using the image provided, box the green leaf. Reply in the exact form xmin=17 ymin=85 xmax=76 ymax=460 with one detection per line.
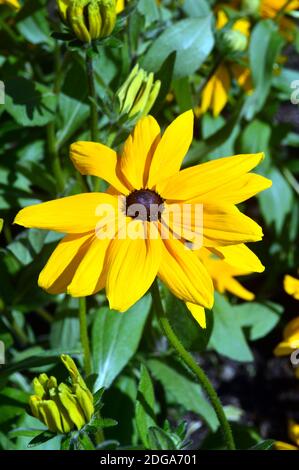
xmin=234 ymin=301 xmax=284 ymax=341
xmin=147 ymin=358 xmax=219 ymax=431
xmin=142 ymin=16 xmax=214 ymax=78
xmin=164 ymin=290 xmax=213 ymax=353
xmin=250 ymin=439 xmax=275 ymax=450
xmin=147 ymin=427 xmax=177 ymax=451
xmin=28 ymin=431 xmax=57 ymax=448
xmin=182 ymin=0 xmax=211 ymax=16
xmin=209 ymin=294 xmax=254 ymax=362
xmin=92 ymin=296 xmax=152 ymax=389
xmin=259 ymin=167 xmax=293 ymax=235
xmin=5 ymin=78 xmax=56 ymax=127
xmin=245 ymin=20 xmax=284 ymax=119
xmin=135 ymin=364 xmax=156 ymax=448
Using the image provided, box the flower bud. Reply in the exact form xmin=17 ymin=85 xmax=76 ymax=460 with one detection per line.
xmin=29 ymin=354 xmax=94 ymax=434
xmin=56 ymin=0 xmax=117 ymax=43
xmin=241 ymin=0 xmax=261 ymax=16
xmin=117 ymin=64 xmax=161 ymax=119
xmin=222 ymin=29 xmax=248 ymax=53
xmin=0 ymin=0 xmax=21 ymax=9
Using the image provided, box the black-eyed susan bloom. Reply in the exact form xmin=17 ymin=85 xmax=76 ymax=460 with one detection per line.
xmin=14 ymin=111 xmax=271 ymax=323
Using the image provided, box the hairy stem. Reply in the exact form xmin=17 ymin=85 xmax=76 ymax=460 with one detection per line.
xmin=151 ymin=280 xmax=236 ymax=451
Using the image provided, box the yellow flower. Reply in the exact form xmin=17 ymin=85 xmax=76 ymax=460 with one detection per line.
xmin=284 ymin=274 xmax=299 ymax=300
xmin=260 ymin=0 xmax=299 ymax=40
xmin=186 ymin=244 xmax=264 ymax=328
xmin=199 ymin=10 xmax=251 ymax=117
xmin=117 ymin=64 xmax=161 ymax=119
xmin=199 ymin=245 xmax=264 ymax=301
xmin=273 ymin=316 xmax=299 ymax=379
xmin=275 ymin=420 xmax=299 ymax=450
xmin=116 ymin=0 xmax=160 ymax=13
xmin=29 ymin=355 xmax=94 ymax=434
xmin=56 ymin=0 xmax=117 ymax=43
xmin=260 ymin=0 xmax=299 ymax=18
xmin=0 ymin=0 xmax=20 ymax=9
xmin=14 ymin=111 xmax=271 ymax=321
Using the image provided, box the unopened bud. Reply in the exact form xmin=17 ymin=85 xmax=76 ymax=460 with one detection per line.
xmin=241 ymin=0 xmax=260 ymax=16
xmin=117 ymin=64 xmax=161 ymax=119
xmin=222 ymin=29 xmax=248 ymax=53
xmin=0 ymin=0 xmax=21 ymax=9
xmin=29 ymin=355 xmax=94 ymax=434
xmin=56 ymin=0 xmax=117 ymax=43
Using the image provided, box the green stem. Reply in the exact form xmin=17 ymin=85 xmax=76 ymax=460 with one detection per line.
xmin=78 ymin=298 xmax=92 ymax=377
xmin=151 ymin=280 xmax=236 ymax=451
xmin=47 ymin=44 xmax=66 ymax=194
xmin=47 ymin=122 xmax=65 ymax=194
xmin=85 ymin=50 xmax=102 ymax=192
xmin=85 ymin=51 xmax=99 ymax=142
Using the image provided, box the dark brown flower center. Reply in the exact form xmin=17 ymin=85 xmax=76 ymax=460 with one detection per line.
xmin=125 ymin=189 xmax=164 ymax=222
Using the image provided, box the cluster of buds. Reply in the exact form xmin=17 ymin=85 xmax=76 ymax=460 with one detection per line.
xmin=56 ymin=0 xmax=117 ymax=43
xmin=29 ymin=355 xmax=94 ymax=434
xmin=117 ymin=64 xmax=161 ymax=119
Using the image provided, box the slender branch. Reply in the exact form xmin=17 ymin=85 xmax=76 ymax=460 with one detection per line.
xmin=78 ymin=297 xmax=92 ymax=377
xmin=151 ymin=280 xmax=236 ymax=451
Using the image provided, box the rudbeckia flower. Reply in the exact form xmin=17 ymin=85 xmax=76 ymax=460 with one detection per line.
xmin=284 ymin=274 xmax=299 ymax=300
xmin=199 ymin=10 xmax=251 ymax=117
xmin=0 ymin=0 xmax=20 ymax=9
xmin=14 ymin=111 xmax=271 ymax=322
xmin=198 ymin=245 xmax=264 ymax=301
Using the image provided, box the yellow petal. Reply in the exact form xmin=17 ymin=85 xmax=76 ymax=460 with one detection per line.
xmin=284 ymin=275 xmax=299 ymax=300
xmin=164 ymin=202 xmax=263 ymax=247
xmin=106 ymin=221 xmax=162 ymax=311
xmin=273 ymin=339 xmax=299 ymax=357
xmin=211 ymin=65 xmax=231 ymax=117
xmin=186 ymin=302 xmax=206 ymax=328
xmin=147 ymin=111 xmax=194 ymax=188
xmin=38 ymin=233 xmax=93 ymax=294
xmin=58 ymin=383 xmax=86 ymax=430
xmin=70 ymin=141 xmax=129 ymax=195
xmin=284 ymin=317 xmax=299 ymax=340
xmin=289 ymin=419 xmax=299 ymax=446
xmin=37 ymin=400 xmax=64 ymax=433
xmin=275 ymin=441 xmax=298 ymax=450
xmin=14 ymin=193 xmax=118 ymax=233
xmin=158 ymin=238 xmax=214 ymax=309
xmin=190 ymin=173 xmax=272 ymax=205
xmin=120 ymin=116 xmax=161 ymax=190
xmin=67 ymin=236 xmax=111 ymax=297
xmin=202 ymin=203 xmax=263 ymax=246
xmin=156 ymin=153 xmax=265 ymax=201
xmin=213 ymin=244 xmax=265 ymax=273
xmin=222 ymin=277 xmax=255 ymax=301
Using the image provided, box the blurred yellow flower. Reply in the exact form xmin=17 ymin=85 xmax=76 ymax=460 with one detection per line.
xmin=0 ymin=0 xmax=20 ymax=9
xmin=274 ymin=316 xmax=299 ymax=356
xmin=15 ymin=111 xmax=271 ymax=317
xmin=275 ymin=419 xmax=299 ymax=450
xmin=29 ymin=355 xmax=94 ymax=434
xmin=199 ymin=10 xmax=251 ymax=117
xmin=261 ymin=0 xmax=299 ymax=40
xmin=284 ymin=274 xmax=299 ymax=300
